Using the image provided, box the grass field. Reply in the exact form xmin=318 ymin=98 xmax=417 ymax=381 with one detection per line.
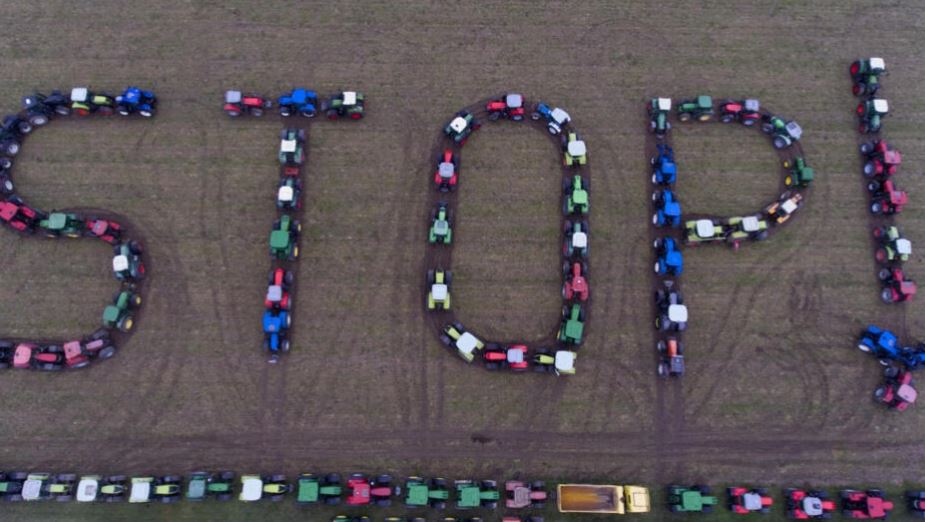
xmin=2 ymin=0 xmax=925 ymax=520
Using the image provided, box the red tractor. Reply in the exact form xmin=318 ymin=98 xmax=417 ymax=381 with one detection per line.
xmin=63 ymin=330 xmax=116 ymax=369
xmin=85 ymin=217 xmax=123 ymax=244
xmin=719 ymin=99 xmax=761 ymax=125
xmin=860 ymin=140 xmax=901 ymax=177
xmin=784 ymin=488 xmax=835 ymax=519
xmin=656 ymin=337 xmax=684 ymax=378
xmin=0 ymin=196 xmax=42 ymax=233
xmin=486 ymin=93 xmax=525 ymax=121
xmin=434 ymin=149 xmax=459 ymax=192
xmin=840 ymin=489 xmax=893 ymax=519
xmin=482 ymin=344 xmax=529 ymax=371
xmin=265 ymin=268 xmax=294 ymax=310
xmin=869 ymin=179 xmax=907 ymax=215
xmin=13 ymin=343 xmax=64 ymax=371
xmin=728 ymin=487 xmax=773 ymax=514
xmin=505 ymin=480 xmax=546 ymax=509
xmin=223 ymin=90 xmax=272 ymax=117
xmin=346 ymin=474 xmax=397 ymax=507
xmin=875 ymin=366 xmax=916 ymax=412
xmin=878 ymin=268 xmax=916 ymax=304
xmin=562 ymin=261 xmax=589 ymax=302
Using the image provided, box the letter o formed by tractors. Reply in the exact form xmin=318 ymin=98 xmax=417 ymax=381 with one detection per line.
xmin=425 ymin=93 xmax=591 ymax=376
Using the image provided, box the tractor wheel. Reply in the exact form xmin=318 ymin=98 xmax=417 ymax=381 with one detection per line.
xmin=657 ymin=341 xmax=666 ymax=353
xmin=874 ymin=386 xmax=887 ymax=400
xmin=773 ymin=137 xmax=787 ymax=149
xmin=657 ymin=363 xmax=668 ymax=378
xmin=133 ymin=295 xmax=143 ymax=307
xmin=251 ymin=108 xmax=263 ymax=117
xmin=871 ymin=202 xmax=882 ymax=214
xmin=881 ymin=289 xmax=896 ymax=303
xmin=28 ymin=114 xmax=48 ymax=126
xmin=427 ymin=270 xmax=435 ymax=285
xmin=784 ymin=175 xmax=794 ymax=187
xmin=720 ymin=113 xmax=735 ymax=124
xmin=98 ymin=346 xmax=117 ymax=359
xmin=216 ymin=493 xmax=232 ymax=501
xmin=445 ymin=271 xmax=453 ymax=284
xmin=878 ymin=268 xmax=892 ymax=281
xmin=562 ymin=176 xmax=572 ymax=192
xmin=324 ymin=496 xmax=340 ymax=505
xmin=3 ymin=141 xmax=20 ymax=156
xmin=225 ymin=109 xmax=242 ymax=117
xmin=678 ymin=112 xmax=691 ymax=122
xmin=292 ymin=245 xmax=300 ymax=259
xmin=439 ymin=334 xmax=452 ymax=347
xmin=55 ymin=495 xmax=73 ymax=502
xmin=867 ymin=181 xmax=880 ymax=192
xmin=562 ymin=260 xmax=571 ymax=277
xmin=863 ymin=162 xmax=876 ymax=176
xmin=2 ymin=178 xmax=13 ymax=194
xmin=761 ymin=123 xmax=773 ymax=134
xmin=284 ymin=270 xmax=294 ymax=286
xmin=301 ymin=109 xmax=317 ymax=118
xmin=875 ymin=248 xmax=888 ymax=263
xmin=488 ymin=112 xmax=500 ymax=121
xmin=139 ymin=109 xmax=154 ymax=118
xmin=70 ymin=360 xmax=90 ymax=369
xmin=281 ymin=340 xmax=290 ymax=352
xmin=742 ymin=118 xmax=757 ymax=127
xmin=853 ymin=83 xmax=865 ymax=96
xmin=698 ymin=113 xmax=711 ymax=122
xmin=859 ymin=142 xmax=874 ymax=155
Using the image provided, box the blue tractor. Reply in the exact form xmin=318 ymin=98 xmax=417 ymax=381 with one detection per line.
xmin=278 ymin=88 xmax=318 ymax=117
xmin=654 ymin=237 xmax=683 ymax=276
xmin=652 ymin=189 xmax=682 ymax=228
xmin=263 ymin=309 xmax=291 ymax=363
xmin=858 ymin=325 xmax=901 ymax=364
xmin=116 ymin=86 xmax=157 ymax=117
xmin=651 ymin=144 xmax=677 ymax=186
xmin=531 ymin=102 xmax=571 ymax=135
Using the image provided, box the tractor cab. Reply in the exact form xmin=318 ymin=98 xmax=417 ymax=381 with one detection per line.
xmin=427 ymin=269 xmax=452 ymax=310
xmin=563 ymin=133 xmax=587 ymax=166
xmin=455 ymin=332 xmax=481 ymax=360
xmin=448 ymin=117 xmax=468 ymax=134
xmin=129 ymin=478 xmax=153 ymax=503
xmin=76 ymin=476 xmax=99 ymax=502
xmin=278 ymin=184 xmax=295 ymax=205
xmin=686 ymin=219 xmax=723 ymax=243
xmin=657 ymin=338 xmax=684 ymax=377
xmin=547 ymin=107 xmax=570 ymax=134
xmin=653 ymin=189 xmax=682 ymax=227
xmin=438 ymin=159 xmax=455 ymax=182
xmin=570 ymin=228 xmax=587 ymax=250
xmin=21 ymin=475 xmax=48 ymax=501
xmin=224 ymin=90 xmax=242 ymax=105
xmin=239 ymin=476 xmax=264 ymax=502
xmin=871 ymin=98 xmax=889 ymax=116
xmin=668 ymin=304 xmax=688 ymax=326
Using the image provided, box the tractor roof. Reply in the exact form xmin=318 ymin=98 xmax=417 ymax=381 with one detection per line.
xmin=342 ymin=91 xmax=357 ymax=105
xmin=456 ymin=332 xmax=480 ymax=355
xmin=278 ymin=185 xmax=295 ymax=202
xmin=438 ymin=161 xmax=455 ymax=179
xmin=664 ymin=202 xmax=681 ymax=218
xmin=741 ymin=216 xmax=761 ymax=232
xmin=449 ymin=117 xmax=468 ymax=133
xmin=781 ymin=197 xmax=800 ymax=215
xmin=900 ymin=281 xmax=917 ymax=296
xmin=551 ymin=108 xmax=570 ymax=124
xmin=507 ymin=348 xmax=524 ymax=364
xmin=555 ymin=350 xmax=576 ymax=371
xmin=668 ymin=304 xmax=688 ymax=323
xmin=113 ymin=255 xmax=129 ymax=272
xmin=742 ymin=492 xmax=763 ymax=511
xmin=571 ymin=231 xmax=588 ymax=248
xmin=433 ymin=220 xmax=448 ymax=233
xmin=896 ymin=238 xmax=912 ymax=255
xmin=869 ymin=57 xmax=885 ymax=70
xmin=431 ymin=283 xmax=448 ymax=301
xmin=884 ymin=150 xmax=902 ymax=164
xmin=744 ymin=99 xmax=760 ymax=111
xmin=22 ymin=479 xmax=43 ymax=500
xmin=505 ymin=93 xmax=523 ymax=108
xmin=280 ymin=139 xmax=297 ymax=153
xmin=240 ymin=477 xmax=263 ymax=501
xmin=76 ymin=478 xmax=99 ymax=502
xmin=270 ymin=230 xmax=291 ymax=249
xmin=898 ymin=383 xmax=917 ymax=403
xmin=873 ymin=99 xmax=889 ymax=113
xmin=224 ymin=90 xmax=242 ymax=104
xmin=695 ymin=220 xmax=716 ymax=238
xmin=130 ymin=480 xmax=151 ymax=502
xmin=567 ymin=139 xmax=586 ymax=157
xmin=656 ymin=98 xmax=672 ymax=110
xmin=47 ymin=213 xmax=68 ymax=229
xmin=71 ymin=87 xmax=89 ymax=102
xmin=267 ymin=285 xmax=283 ymax=302
xmin=784 ymin=121 xmax=802 ymax=139
xmin=696 ymin=95 xmax=712 ymax=108
xmin=803 ymin=497 xmax=824 ymax=517
xmin=290 ymin=89 xmax=316 ymax=103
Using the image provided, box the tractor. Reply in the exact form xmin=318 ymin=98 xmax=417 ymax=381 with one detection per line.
xmin=562 ymin=261 xmax=589 ymax=302
xmin=115 ymin=86 xmax=157 ymax=117
xmin=429 ymin=202 xmax=453 ymax=244
xmin=860 ymin=140 xmax=901 ymax=177
xmin=346 ymin=473 xmax=398 ymax=507
xmin=2 ymin=114 xmax=34 ymax=138
xmin=869 ymin=179 xmax=907 ymax=215
xmin=857 ymin=98 xmax=889 ymax=134
xmin=650 ymin=143 xmax=677 ymax=186
xmin=850 ymin=58 xmax=886 ymax=96
xmin=677 ymin=95 xmax=714 ymax=122
xmin=113 ymin=241 xmax=145 ymax=281
xmin=653 ymin=237 xmax=683 ymax=276
xmin=719 ymin=99 xmax=761 ymax=125
xmin=63 ymin=329 xmax=116 ymax=368
xmin=784 ymin=488 xmax=835 ymax=519
xmin=13 ymin=343 xmax=64 ymax=371
xmin=128 ymin=476 xmax=183 ymax=503
xmin=0 ymin=118 xmax=24 ymax=156
xmin=906 ymin=490 xmax=925 ymax=517
xmin=404 ymin=476 xmax=449 ymax=509
xmin=562 ymin=132 xmax=587 ymax=166
xmin=0 ymin=196 xmax=43 ymax=233
xmin=454 ymin=479 xmax=499 ymax=509
xmin=562 ymin=175 xmax=589 ymax=215
xmin=783 ymin=157 xmax=814 ymax=188
xmin=563 ymin=219 xmax=589 ymax=258
xmin=765 ymin=192 xmax=803 ymax=224
xmin=533 ymin=348 xmax=577 ymax=376
xmin=76 ymin=475 xmax=127 ymax=502
xmin=21 ymin=473 xmax=76 ymax=501
xmin=656 ymin=337 xmax=684 ymax=378
xmin=223 ymin=90 xmax=272 ymax=117
xmin=761 ymin=115 xmax=802 ymax=149
xmin=666 ymin=485 xmax=717 ymax=513
xmin=85 ymin=217 xmax=123 ymax=244
xmin=69 ymin=87 xmax=115 ymax=116
xmin=0 ymin=471 xmax=27 ymax=501
xmin=279 ymin=128 xmax=306 ymax=166
xmin=840 ymin=489 xmax=893 ymax=519
xmin=265 ymin=268 xmax=294 ymax=311
xmin=278 ymin=88 xmax=318 ymax=117
xmin=434 ymin=149 xmax=459 ymax=192
xmin=857 ymin=325 xmax=902 ymax=363
xmin=558 ymin=304 xmax=586 ymax=345
xmin=102 ymin=289 xmax=142 ymax=331
xmin=321 ymin=91 xmax=365 ymax=120
xmin=876 ymin=366 xmax=917 ymax=412
xmin=277 ymin=177 xmax=303 ymax=210
xmin=444 ymin=111 xmax=480 ymax=144
xmin=482 ymin=343 xmax=529 ymax=372
xmin=505 ymin=480 xmax=547 ymax=509
xmin=655 ymin=281 xmax=687 ymax=332
xmin=647 ymin=97 xmax=672 ymax=137
xmin=186 ymin=471 xmax=235 ymax=501
xmin=40 ymin=211 xmax=84 ymax=238
xmin=873 ymin=226 xmax=911 ymax=263
xmin=239 ymin=474 xmax=291 ymax=502
xmin=22 ymin=90 xmax=71 ymax=123
xmin=728 ymin=487 xmax=773 ymax=514
xmin=296 ymin=473 xmax=343 ymax=505
xmin=263 ymin=308 xmax=291 ymax=362
xmin=685 ymin=218 xmax=726 ymax=245
xmin=880 ymin=268 xmax=917 ymax=304
xmin=725 ymin=215 xmax=769 ymax=249
xmin=440 ymin=322 xmax=485 ymax=362
xmin=486 ymin=93 xmax=525 ymax=121
xmin=532 ymin=102 xmax=571 ymax=135
xmin=269 ymin=215 xmax=301 ymax=260
xmin=0 ymin=341 xmax=13 ymax=369
xmin=0 ymin=161 xmax=11 ymax=195
xmin=652 ymin=188 xmax=682 ymax=228
xmin=426 ymin=269 xmax=452 ymax=311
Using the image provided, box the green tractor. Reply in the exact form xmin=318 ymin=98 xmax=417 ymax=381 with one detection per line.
xmin=454 ymin=479 xmax=499 ymax=509
xmin=322 ymin=91 xmax=365 ymax=120
xmin=851 ymin=57 xmax=886 ymax=96
xmin=562 ymin=175 xmax=589 ymax=215
xmin=429 ymin=202 xmax=452 ymax=244
xmin=762 ymin=116 xmax=802 ymax=149
xmin=186 ymin=471 xmax=235 ymax=501
xmin=444 ymin=111 xmax=480 ymax=144
xmin=297 ymin=473 xmax=343 ymax=505
xmin=677 ymin=96 xmax=714 ymax=122
xmin=405 ymin=476 xmax=449 ymax=509
xmin=667 ymin=485 xmax=718 ymax=513
xmin=858 ymin=98 xmax=888 ymax=134
xmin=427 ymin=270 xmax=452 ymax=311
xmin=0 ymin=471 xmax=27 ymax=501
xmin=102 ymin=289 xmax=142 ymax=331
xmin=783 ymin=157 xmax=814 ymax=188
xmin=648 ymin=97 xmax=672 ymax=137
xmin=40 ymin=212 xmax=84 ymax=238
xmin=270 ymin=214 xmax=301 ymax=260
xmin=558 ymin=304 xmax=586 ymax=345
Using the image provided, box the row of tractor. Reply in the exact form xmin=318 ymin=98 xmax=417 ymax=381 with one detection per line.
xmin=228 ymin=89 xmax=366 ymax=363
xmin=426 ymin=94 xmax=588 ymax=376
xmin=0 ymin=86 xmax=155 ymax=370
xmin=647 ymin=95 xmax=814 ymax=378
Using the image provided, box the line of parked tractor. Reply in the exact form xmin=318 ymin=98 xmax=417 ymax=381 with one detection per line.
xmin=646 ymin=94 xmax=812 ymax=378
xmin=3 ymin=470 xmax=925 ymax=520
xmin=0 ymin=86 xmax=156 ymax=371
xmin=425 ymin=94 xmax=589 ymax=376
xmin=848 ymin=57 xmax=921 ymax=413
xmin=221 ymin=88 xmax=366 ymax=363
